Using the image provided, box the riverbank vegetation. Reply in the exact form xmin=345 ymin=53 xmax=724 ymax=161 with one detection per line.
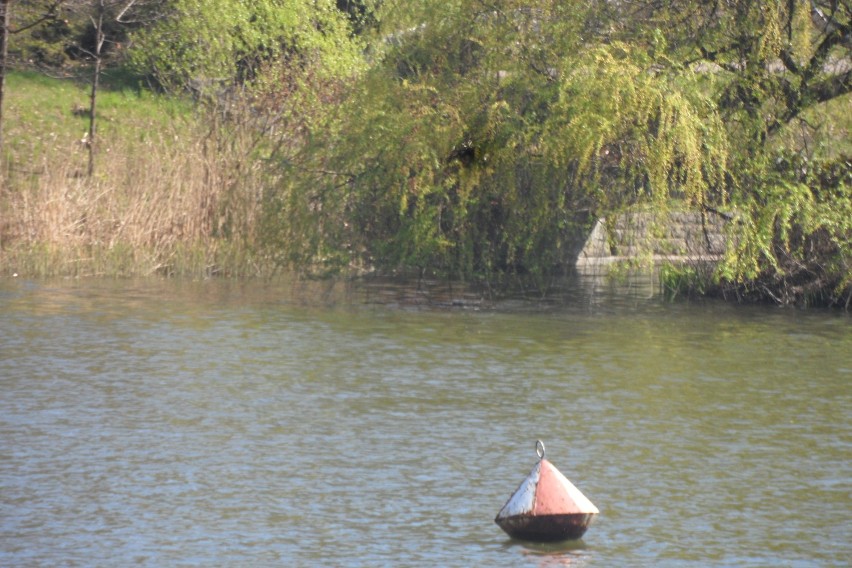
xmin=1 ymin=70 xmax=267 ymax=277
xmin=1 ymin=0 xmax=850 ymax=307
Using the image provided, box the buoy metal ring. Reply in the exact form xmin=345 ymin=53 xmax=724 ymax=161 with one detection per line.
xmin=535 ymin=439 xmax=546 ymax=460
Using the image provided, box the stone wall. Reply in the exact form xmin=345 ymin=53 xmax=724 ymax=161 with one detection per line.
xmin=576 ymin=211 xmax=729 ymax=267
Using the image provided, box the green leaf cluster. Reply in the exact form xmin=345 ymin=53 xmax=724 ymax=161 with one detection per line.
xmin=128 ymin=0 xmax=364 ymax=93
xmin=269 ymin=0 xmax=731 ymax=280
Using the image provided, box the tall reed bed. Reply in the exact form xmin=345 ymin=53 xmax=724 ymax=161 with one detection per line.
xmin=1 ymin=72 xmax=272 ymax=278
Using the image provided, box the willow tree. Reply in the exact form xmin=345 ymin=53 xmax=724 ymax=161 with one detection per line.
xmin=586 ymin=0 xmax=852 ymax=306
xmin=704 ymin=0 xmax=850 ymax=306
xmin=267 ymin=0 xmax=732 ymax=282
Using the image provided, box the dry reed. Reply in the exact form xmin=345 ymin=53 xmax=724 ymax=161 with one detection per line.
xmin=0 ymin=117 xmax=271 ymax=278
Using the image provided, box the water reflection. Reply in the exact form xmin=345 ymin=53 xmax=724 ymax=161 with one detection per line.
xmin=353 ymin=268 xmax=661 ymax=311
xmin=507 ymin=539 xmax=593 ymax=567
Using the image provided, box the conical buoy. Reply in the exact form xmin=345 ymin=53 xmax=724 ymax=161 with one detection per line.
xmin=495 ymin=440 xmax=599 ymax=541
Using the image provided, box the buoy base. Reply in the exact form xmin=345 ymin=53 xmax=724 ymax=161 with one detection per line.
xmin=495 ymin=513 xmax=596 ymax=542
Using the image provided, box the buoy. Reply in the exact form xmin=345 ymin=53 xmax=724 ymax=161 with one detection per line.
xmin=495 ymin=440 xmax=599 ymax=541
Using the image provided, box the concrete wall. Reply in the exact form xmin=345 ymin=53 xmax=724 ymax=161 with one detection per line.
xmin=576 ymin=211 xmax=729 ymax=267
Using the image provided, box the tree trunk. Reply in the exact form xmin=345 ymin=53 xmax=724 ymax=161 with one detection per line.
xmin=0 ymin=0 xmax=11 ymax=157
xmin=87 ymin=0 xmax=105 ymax=177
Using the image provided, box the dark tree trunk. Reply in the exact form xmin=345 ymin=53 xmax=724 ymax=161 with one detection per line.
xmin=0 ymin=0 xmax=11 ymax=156
xmin=87 ymin=0 xmax=105 ymax=176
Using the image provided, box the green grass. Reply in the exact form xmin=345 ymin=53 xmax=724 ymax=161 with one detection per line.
xmin=4 ymin=69 xmax=193 ymax=162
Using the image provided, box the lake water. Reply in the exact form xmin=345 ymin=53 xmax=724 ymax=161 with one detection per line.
xmin=1 ymin=276 xmax=850 ymax=566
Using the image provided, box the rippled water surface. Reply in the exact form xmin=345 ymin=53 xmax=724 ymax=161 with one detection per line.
xmin=1 ymin=277 xmax=850 ymax=566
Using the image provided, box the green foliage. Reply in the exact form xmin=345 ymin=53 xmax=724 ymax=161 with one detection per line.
xmin=717 ymin=152 xmax=851 ymax=304
xmin=9 ymin=0 xmax=149 ymax=68
xmin=660 ymin=263 xmax=708 ymax=299
xmin=127 ymin=0 xmax=364 ymax=93
xmin=576 ymin=0 xmax=851 ymax=305
xmin=261 ymin=0 xmax=849 ymax=305
xmin=267 ymin=1 xmax=731 ymax=280
xmin=544 ymin=43 xmax=729 ymax=212
xmin=12 ymin=9 xmax=75 ymax=67
xmin=335 ymin=0 xmax=382 ymax=34
xmin=267 ymin=1 xmax=556 ymax=276
xmin=674 ymin=0 xmax=852 ymax=304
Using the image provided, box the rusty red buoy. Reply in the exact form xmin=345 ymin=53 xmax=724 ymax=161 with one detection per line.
xmin=495 ymin=440 xmax=599 ymax=541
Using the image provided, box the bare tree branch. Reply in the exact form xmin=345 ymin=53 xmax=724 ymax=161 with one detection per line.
xmin=8 ymin=1 xmax=67 ymax=34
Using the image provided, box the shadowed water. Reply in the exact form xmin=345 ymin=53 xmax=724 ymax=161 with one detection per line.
xmin=1 ymin=277 xmax=850 ymax=566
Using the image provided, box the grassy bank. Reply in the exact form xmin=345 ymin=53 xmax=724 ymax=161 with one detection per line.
xmin=1 ymin=70 xmax=270 ymax=278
